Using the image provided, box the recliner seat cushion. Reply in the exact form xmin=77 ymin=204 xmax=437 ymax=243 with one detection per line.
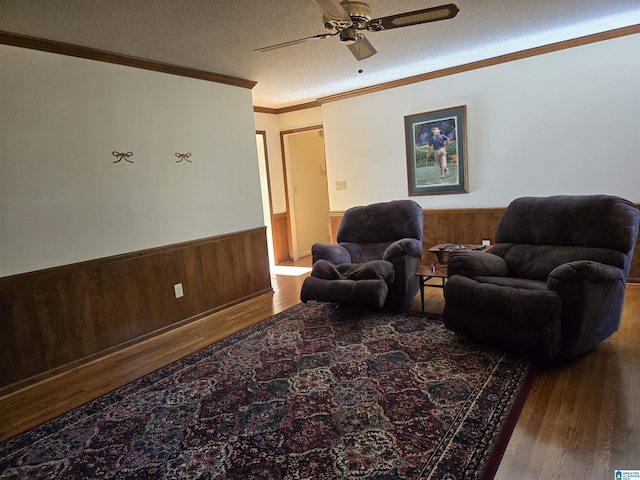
xmin=490 ymin=243 xmax=628 ymax=281
xmin=474 ymin=275 xmax=548 ymax=291
xmin=444 ymin=275 xmax=562 ymax=329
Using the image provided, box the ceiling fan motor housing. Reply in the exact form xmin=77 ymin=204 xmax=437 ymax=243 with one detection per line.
xmin=323 ymin=1 xmax=372 ymax=33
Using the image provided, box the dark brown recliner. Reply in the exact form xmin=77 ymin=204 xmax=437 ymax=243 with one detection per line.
xmin=300 ymin=200 xmax=423 ymax=310
xmin=443 ymin=195 xmax=639 ymax=362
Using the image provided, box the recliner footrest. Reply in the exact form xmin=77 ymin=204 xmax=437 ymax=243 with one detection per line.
xmin=300 ymin=277 xmax=389 ymax=310
xmin=310 ymin=259 xmax=395 ymax=283
xmin=300 ymin=259 xmax=395 ymax=309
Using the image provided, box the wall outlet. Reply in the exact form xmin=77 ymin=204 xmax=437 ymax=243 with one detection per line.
xmin=335 ymin=180 xmax=347 ymax=191
xmin=482 ymin=239 xmax=491 ymax=246
xmin=174 ymin=283 xmax=184 ymax=298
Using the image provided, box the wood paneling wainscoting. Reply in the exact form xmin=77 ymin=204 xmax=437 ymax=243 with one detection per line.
xmin=329 ymin=205 xmax=640 ymax=283
xmin=0 ymin=227 xmax=272 ymax=392
xmin=271 ymin=212 xmax=293 ymax=264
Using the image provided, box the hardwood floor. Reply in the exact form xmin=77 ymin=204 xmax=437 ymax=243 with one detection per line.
xmin=494 ymin=284 xmax=640 ymax=480
xmin=1 ymin=257 xmax=638 ymax=480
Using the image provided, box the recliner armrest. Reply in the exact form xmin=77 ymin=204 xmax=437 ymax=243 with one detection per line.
xmin=447 ymin=251 xmax=509 ymax=278
xmin=383 ymin=238 xmax=422 ymax=262
xmin=311 ymin=243 xmax=351 ymax=264
xmin=548 ymin=260 xmax=624 ymax=290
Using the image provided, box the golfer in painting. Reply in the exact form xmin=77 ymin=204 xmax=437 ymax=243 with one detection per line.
xmin=427 ymin=126 xmax=450 ymax=178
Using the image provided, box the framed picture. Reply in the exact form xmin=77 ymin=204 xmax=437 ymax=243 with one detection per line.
xmin=404 ymin=105 xmax=468 ymax=195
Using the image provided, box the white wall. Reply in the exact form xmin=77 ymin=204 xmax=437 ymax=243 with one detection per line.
xmin=322 ymin=33 xmax=640 ymax=211
xmin=0 ymin=45 xmax=264 ymax=277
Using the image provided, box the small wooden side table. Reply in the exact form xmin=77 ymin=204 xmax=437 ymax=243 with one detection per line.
xmin=415 ymin=264 xmax=448 ymax=312
xmin=428 ymin=243 xmax=489 ymax=263
xmin=416 ymin=244 xmax=491 ymax=312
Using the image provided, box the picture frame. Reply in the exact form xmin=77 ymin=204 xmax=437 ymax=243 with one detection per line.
xmin=404 ymin=105 xmax=468 ymax=195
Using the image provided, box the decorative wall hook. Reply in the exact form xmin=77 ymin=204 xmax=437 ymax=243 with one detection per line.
xmin=112 ymin=151 xmax=134 ymax=164
xmin=175 ymin=153 xmax=192 ymax=163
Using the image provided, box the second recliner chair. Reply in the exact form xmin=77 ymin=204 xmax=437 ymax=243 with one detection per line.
xmin=300 ymin=199 xmax=423 ymax=310
xmin=443 ymin=195 xmax=639 ymax=362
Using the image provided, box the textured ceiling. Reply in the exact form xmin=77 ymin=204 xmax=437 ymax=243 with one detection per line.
xmin=1 ymin=0 xmax=639 ymax=108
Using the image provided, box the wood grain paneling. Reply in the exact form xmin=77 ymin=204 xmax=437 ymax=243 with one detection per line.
xmin=0 ymin=227 xmax=272 ymax=391
xmin=330 ymin=206 xmax=640 ymax=282
xmin=272 ymin=213 xmax=293 ymax=264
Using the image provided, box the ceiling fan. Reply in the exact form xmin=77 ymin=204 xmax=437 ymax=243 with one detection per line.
xmin=255 ymin=0 xmax=459 ymax=61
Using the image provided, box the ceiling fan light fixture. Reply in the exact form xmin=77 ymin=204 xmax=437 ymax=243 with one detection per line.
xmin=339 ymin=27 xmax=359 ymax=45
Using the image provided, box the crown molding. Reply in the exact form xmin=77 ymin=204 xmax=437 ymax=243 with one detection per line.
xmin=317 ymin=23 xmax=640 ymax=104
xmin=0 ymin=31 xmax=257 ymax=89
xmin=5 ymin=23 xmax=638 ymax=112
xmin=253 ymin=23 xmax=640 ymax=112
xmin=253 ymin=101 xmax=322 ymax=115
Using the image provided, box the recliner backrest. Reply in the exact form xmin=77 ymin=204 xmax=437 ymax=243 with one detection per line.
xmin=340 ymin=241 xmax=393 ymax=264
xmin=337 ymin=200 xmax=423 ymax=245
xmin=495 ymin=195 xmax=638 ymax=251
xmin=493 ymin=195 xmax=639 ymax=280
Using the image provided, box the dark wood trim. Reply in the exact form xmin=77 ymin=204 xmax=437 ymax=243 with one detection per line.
xmin=253 ymin=101 xmax=322 ymax=115
xmin=6 ymin=24 xmax=632 ymax=112
xmin=0 ymin=31 xmax=256 ymax=89
xmin=254 ymin=106 xmax=280 ymax=114
xmin=0 ymin=227 xmax=272 ymax=390
xmin=257 ymin=130 xmax=292 ymax=263
xmin=272 ymin=213 xmax=293 ymax=264
xmin=280 ymin=125 xmax=325 ymax=136
xmin=252 ymin=24 xmax=640 ymax=112
xmin=317 ymin=24 xmax=640 ymax=104
xmin=279 ymin=125 xmax=325 ymax=260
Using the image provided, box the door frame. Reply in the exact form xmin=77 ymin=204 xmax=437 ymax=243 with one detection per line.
xmin=256 ymin=130 xmax=293 ymax=265
xmin=280 ymin=124 xmax=326 ymax=261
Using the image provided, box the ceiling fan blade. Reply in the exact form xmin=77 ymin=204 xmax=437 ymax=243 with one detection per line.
xmin=254 ymin=33 xmax=333 ymax=52
xmin=314 ymin=0 xmax=350 ymax=21
xmin=373 ymin=3 xmax=459 ymax=30
xmin=347 ymin=34 xmax=377 ymax=61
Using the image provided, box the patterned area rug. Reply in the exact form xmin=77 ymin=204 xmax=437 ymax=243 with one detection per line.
xmin=0 ymin=303 xmax=533 ymax=479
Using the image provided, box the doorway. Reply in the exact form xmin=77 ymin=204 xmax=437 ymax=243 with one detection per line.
xmin=256 ymin=126 xmax=330 ymax=267
xmin=282 ymin=127 xmax=331 ymax=259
